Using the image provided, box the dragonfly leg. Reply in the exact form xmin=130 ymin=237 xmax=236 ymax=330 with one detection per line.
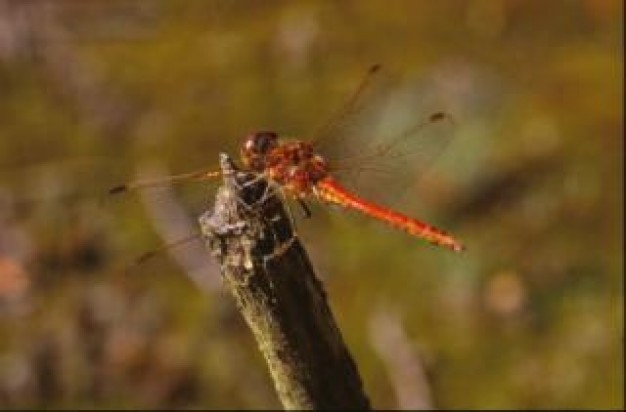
xmin=277 ymin=188 xmax=300 ymax=236
xmin=258 ymin=186 xmax=299 ymax=267
xmin=230 ymin=179 xmax=298 ymax=264
xmin=259 ymin=178 xmax=280 ymax=205
xmin=229 ymin=174 xmax=298 ymax=264
xmin=297 ymin=199 xmax=312 ymax=219
xmin=236 ymin=172 xmax=268 ymax=190
xmin=231 ymin=172 xmax=280 ymax=213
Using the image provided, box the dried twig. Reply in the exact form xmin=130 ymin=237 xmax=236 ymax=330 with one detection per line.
xmin=199 ymin=154 xmax=370 ymax=410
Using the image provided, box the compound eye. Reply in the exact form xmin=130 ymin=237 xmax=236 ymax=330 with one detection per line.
xmin=252 ymin=131 xmax=277 ymax=154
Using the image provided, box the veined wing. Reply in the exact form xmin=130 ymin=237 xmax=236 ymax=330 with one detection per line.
xmin=310 ymin=65 xmax=457 ymax=207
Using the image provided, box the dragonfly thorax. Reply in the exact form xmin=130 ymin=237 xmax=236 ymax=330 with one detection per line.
xmin=240 ymin=132 xmax=329 ymax=197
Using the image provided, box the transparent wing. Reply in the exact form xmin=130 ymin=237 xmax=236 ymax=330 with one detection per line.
xmin=311 ymin=64 xmax=394 ymax=161
xmin=0 ymin=156 xmax=220 ymax=215
xmin=133 ymin=162 xmax=220 ymax=291
xmin=0 ymin=156 xmax=223 ymax=282
xmin=311 ymin=66 xmax=457 ymax=207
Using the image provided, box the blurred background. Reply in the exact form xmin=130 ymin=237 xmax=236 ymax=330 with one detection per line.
xmin=0 ymin=0 xmax=622 ymax=409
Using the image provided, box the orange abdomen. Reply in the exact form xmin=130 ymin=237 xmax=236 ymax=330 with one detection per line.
xmin=315 ymin=177 xmax=464 ymax=252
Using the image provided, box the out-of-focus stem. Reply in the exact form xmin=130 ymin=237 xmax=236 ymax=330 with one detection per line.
xmin=369 ymin=307 xmax=435 ymax=410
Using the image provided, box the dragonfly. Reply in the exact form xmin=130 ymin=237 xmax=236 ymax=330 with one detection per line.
xmin=110 ymin=64 xmax=465 ymax=255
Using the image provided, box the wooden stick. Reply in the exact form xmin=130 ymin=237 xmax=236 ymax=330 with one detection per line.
xmin=199 ymin=154 xmax=370 ymax=410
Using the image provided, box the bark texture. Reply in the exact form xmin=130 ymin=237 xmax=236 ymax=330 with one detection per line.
xmin=199 ymin=154 xmax=370 ymax=410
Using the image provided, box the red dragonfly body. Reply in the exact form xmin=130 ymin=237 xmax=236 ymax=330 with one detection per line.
xmin=239 ymin=131 xmax=464 ymax=252
xmin=112 ymin=65 xmax=465 ymax=253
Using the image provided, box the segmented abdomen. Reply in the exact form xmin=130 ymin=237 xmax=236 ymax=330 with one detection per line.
xmin=315 ymin=177 xmax=464 ymax=252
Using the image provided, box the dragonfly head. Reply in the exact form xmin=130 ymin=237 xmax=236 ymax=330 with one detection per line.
xmin=241 ymin=131 xmax=278 ymax=171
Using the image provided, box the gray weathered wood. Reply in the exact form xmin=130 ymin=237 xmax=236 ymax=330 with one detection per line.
xmin=199 ymin=154 xmax=370 ymax=410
